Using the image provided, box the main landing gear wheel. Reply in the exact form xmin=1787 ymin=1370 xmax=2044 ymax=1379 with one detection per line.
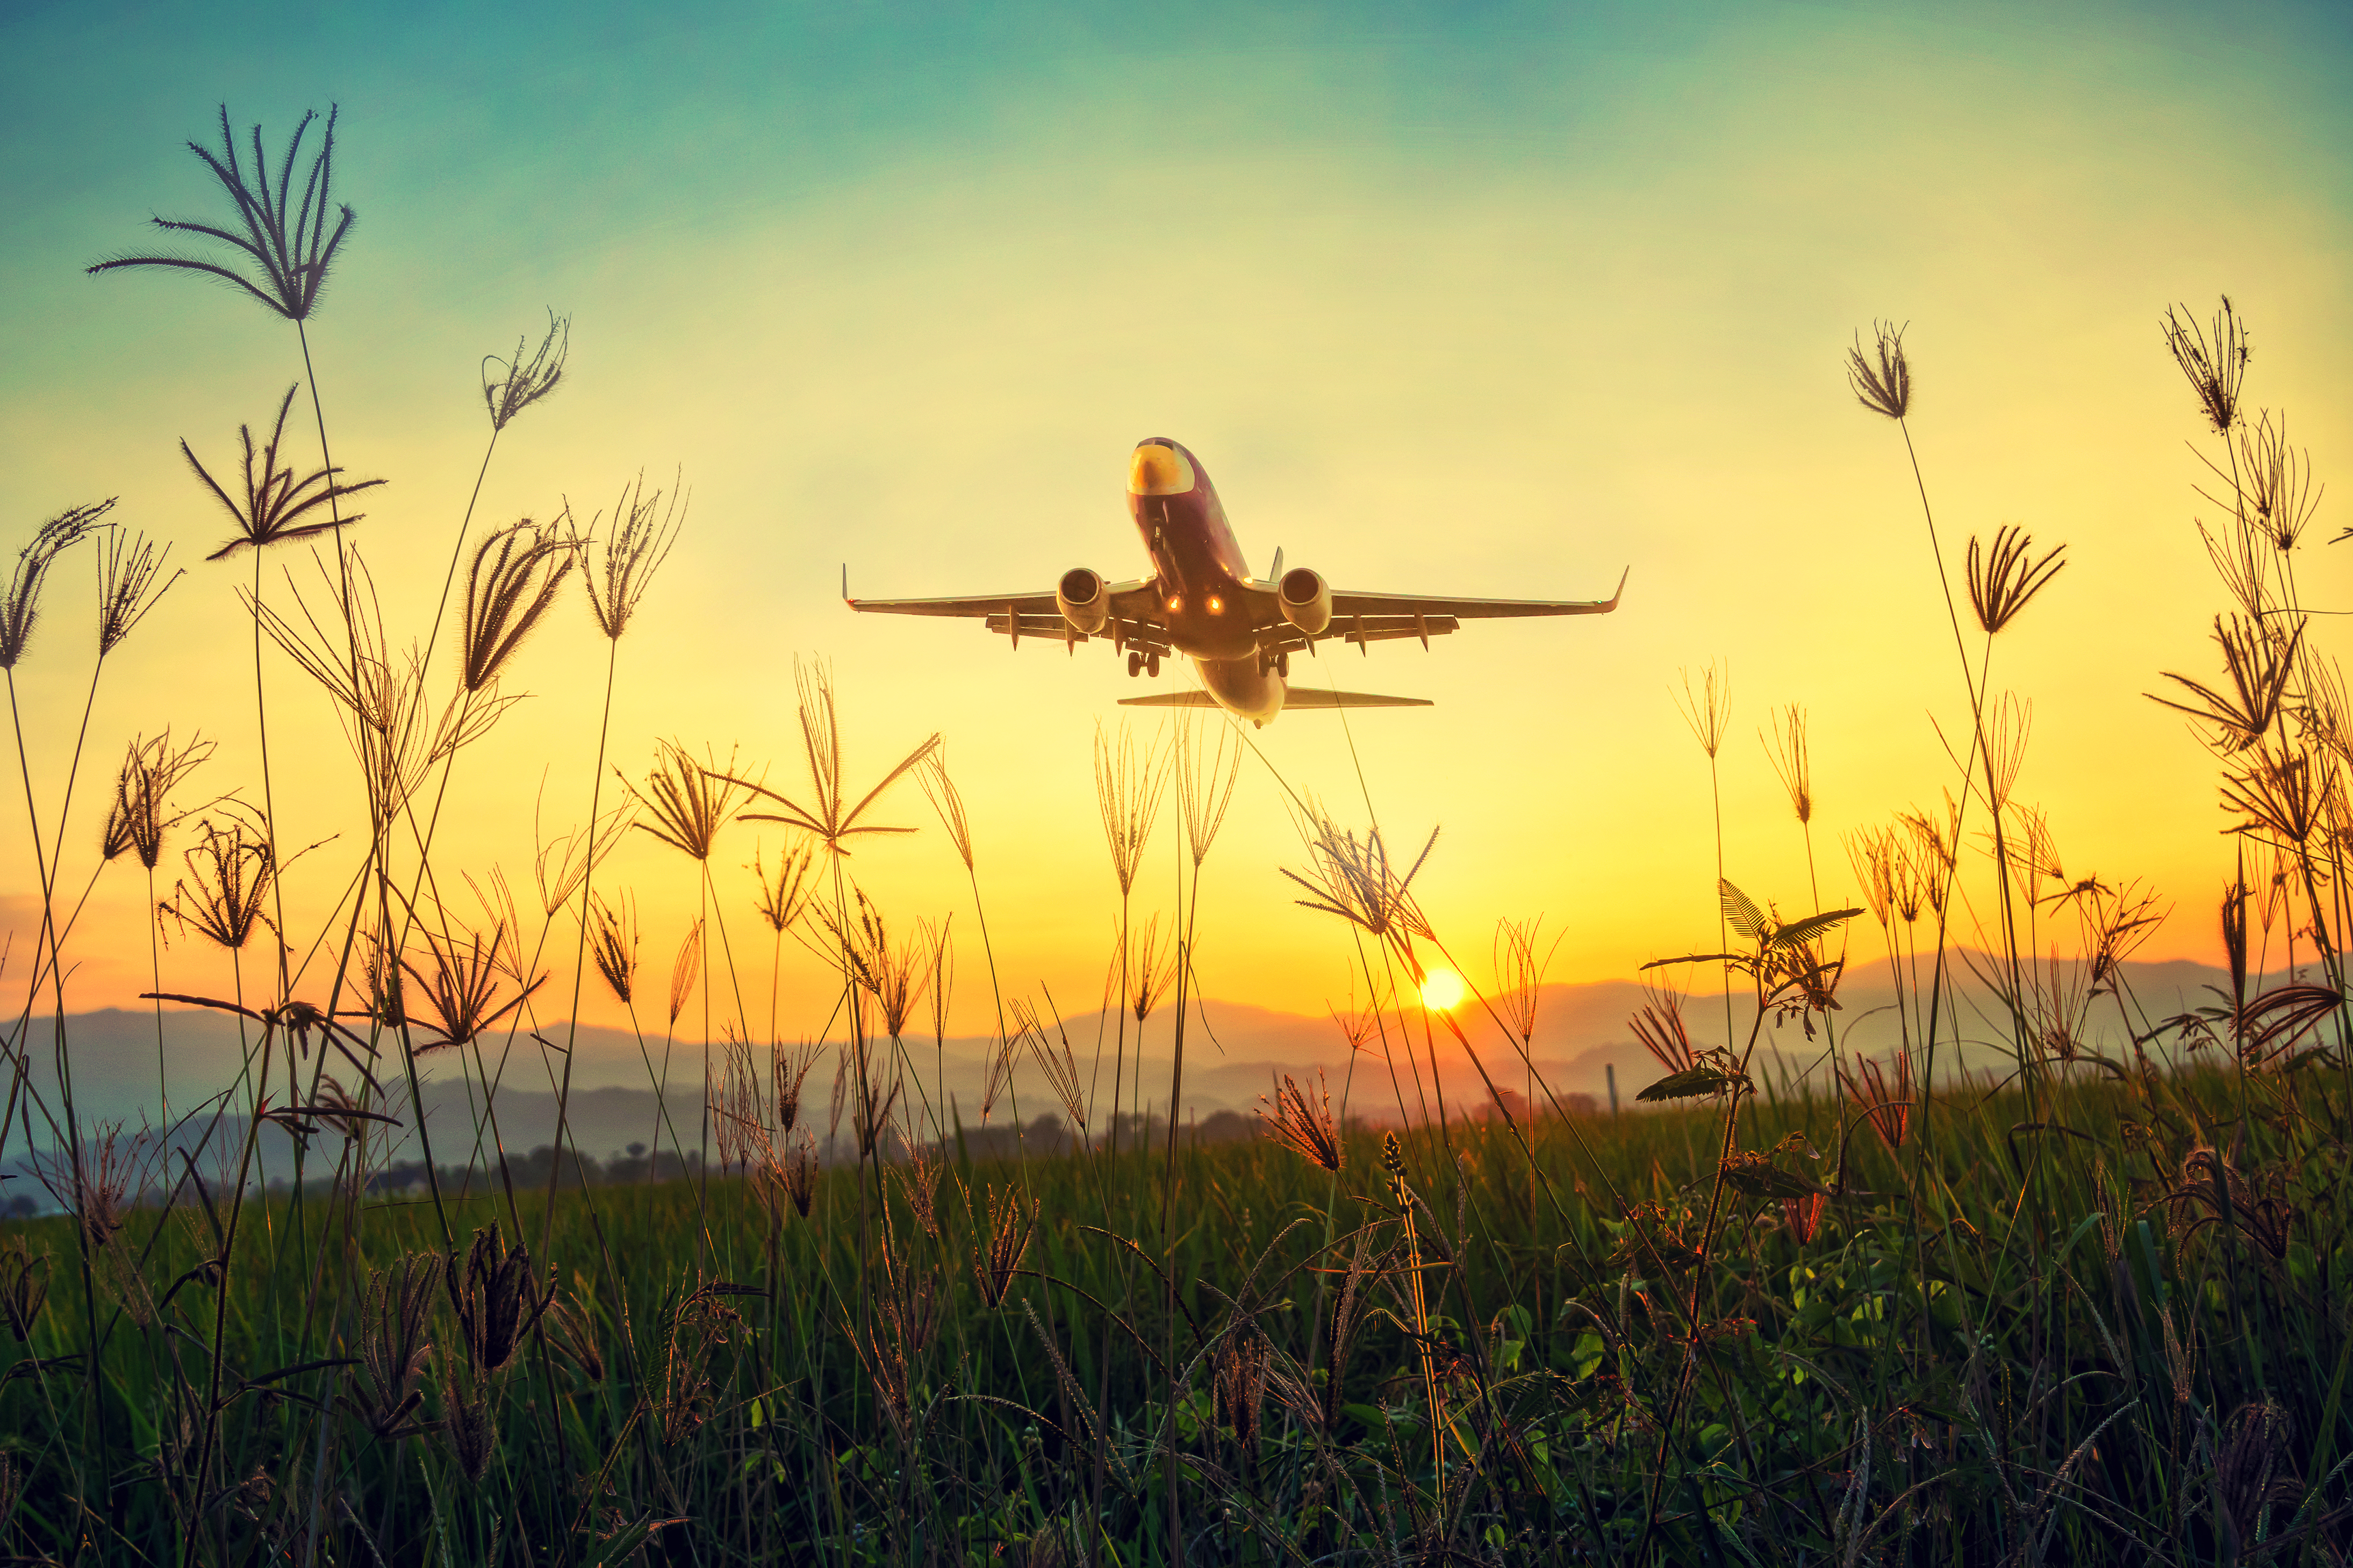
xmin=1275 ymin=650 xmax=1289 ymax=677
xmin=1127 ymin=651 xmax=1143 ymax=677
xmin=1146 ymin=652 xmax=1161 ymax=677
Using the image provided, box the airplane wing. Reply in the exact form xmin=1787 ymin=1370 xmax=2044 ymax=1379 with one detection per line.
xmin=843 ymin=573 xmax=1166 ymax=652
xmin=1249 ymin=567 xmax=1628 ymax=653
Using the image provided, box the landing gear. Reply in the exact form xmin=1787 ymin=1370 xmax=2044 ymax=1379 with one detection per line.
xmin=1146 ymin=652 xmax=1161 ymax=677
xmin=1127 ymin=651 xmax=1143 ymax=677
xmin=1275 ymin=650 xmax=1289 ymax=678
xmin=1257 ymin=649 xmax=1293 ymax=678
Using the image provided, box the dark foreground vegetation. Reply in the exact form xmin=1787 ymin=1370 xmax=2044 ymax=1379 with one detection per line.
xmin=1 ymin=106 xmax=2347 ymax=1564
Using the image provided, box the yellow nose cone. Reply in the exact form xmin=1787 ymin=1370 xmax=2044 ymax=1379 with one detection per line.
xmin=1129 ymin=442 xmax=1195 ymax=497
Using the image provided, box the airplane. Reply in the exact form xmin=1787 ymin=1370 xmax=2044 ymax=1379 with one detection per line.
xmin=844 ymin=436 xmax=1626 ymax=726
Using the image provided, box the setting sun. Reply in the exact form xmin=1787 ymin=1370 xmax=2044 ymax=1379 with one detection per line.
xmin=1419 ymin=967 xmax=1467 ymax=1011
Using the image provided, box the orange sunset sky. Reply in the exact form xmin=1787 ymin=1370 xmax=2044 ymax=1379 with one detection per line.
xmin=2 ymin=1 xmax=2349 ymax=1061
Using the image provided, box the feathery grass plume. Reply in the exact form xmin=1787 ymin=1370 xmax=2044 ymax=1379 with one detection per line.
xmin=158 ymin=811 xmax=275 ymax=950
xmin=256 ymin=555 xmax=511 ymax=815
xmin=916 ymin=747 xmax=977 ymax=871
xmin=2206 ymin=410 xmax=2326 ymax=551
xmin=922 ymin=917 xmax=953 ymax=1044
xmin=972 ymin=1183 xmax=1037 ymax=1307
xmin=463 ymin=867 xmax=528 ymax=984
xmin=750 ymin=841 xmax=819 ymax=936
xmin=182 ymin=385 xmax=384 ymax=559
xmin=0 ymin=1236 xmax=47 ymax=1343
xmin=1842 ymin=1048 xmax=1915 ymax=1150
xmin=1782 ymin=1191 xmax=1827 ymax=1245
xmin=1674 ymin=660 xmax=1731 ymax=759
xmin=668 ymin=920 xmax=704 ymax=1026
xmin=573 ymin=469 xmax=687 ymax=641
xmin=773 ymin=1039 xmax=822 ymax=1134
xmin=1126 ymin=912 xmax=1179 ymax=1023
xmin=533 ymin=799 xmax=633 ymax=917
xmin=1966 ymin=525 xmax=2067 ymax=636
xmin=94 ymin=527 xmax=181 ymax=656
xmin=1213 ymin=1321 xmax=1269 ymax=1456
xmin=1329 ymin=984 xmax=1383 ymax=1052
xmin=444 ymin=1225 xmax=555 ymax=1373
xmin=1258 ymin=1070 xmax=1343 ymax=1171
xmin=346 ymin=1256 xmax=440 ymax=1440
xmin=460 ymin=516 xmax=575 ymax=692
xmin=2194 ymin=516 xmax=2274 ymax=623
xmin=439 ymin=1364 xmax=496 ymax=1483
xmin=1095 ymin=718 xmax=1170 ymax=894
xmin=1846 ymin=828 xmax=1896 ymax=927
xmin=483 ymin=310 xmax=570 ymax=432
xmin=731 ymin=660 xmax=941 ymax=855
xmin=89 ymin=105 xmax=354 ymax=320
xmin=1629 ymin=975 xmax=1697 ymax=1074
xmin=2222 ymin=745 xmax=2335 ymax=846
xmin=1981 ymin=693 xmax=2032 ymax=810
xmin=713 ymin=1032 xmax=764 ymax=1170
xmin=586 ymin=893 xmax=638 ymax=1006
xmin=894 ymin=1133 xmax=943 ymax=1240
xmin=776 ymin=1132 xmax=819 ymax=1218
xmin=102 ymin=730 xmax=214 ymax=868
xmin=819 ymin=888 xmax=934 ymax=1041
xmin=2163 ymin=296 xmax=2251 ymax=435
xmin=2149 ymin=614 xmax=2303 ymax=753
xmin=1281 ymin=810 xmax=1438 ymax=977
xmin=37 ymin=1123 xmax=146 ymax=1248
xmin=656 ymin=1287 xmax=747 ymax=1444
xmin=0 ymin=500 xmax=113 ymax=668
xmin=1845 ymin=320 xmax=1912 ymax=420
xmin=978 ymin=1031 xmax=1017 ymax=1124
xmin=400 ymin=919 xmax=543 ymax=1054
xmin=1761 ymin=705 xmax=1812 ymax=824
xmin=1013 ymin=996 xmax=1087 ymax=1133
xmin=1175 ymin=709 xmax=1243 ymax=867
xmin=1492 ymin=915 xmax=1563 ymax=1046
xmin=622 ymin=740 xmax=754 ymax=862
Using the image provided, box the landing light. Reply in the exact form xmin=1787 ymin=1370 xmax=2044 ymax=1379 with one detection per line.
xmin=1420 ymin=968 xmax=1466 ymax=1011
xmin=1167 ymin=596 xmax=1182 ymax=614
xmin=1208 ymin=596 xmax=1223 ymax=614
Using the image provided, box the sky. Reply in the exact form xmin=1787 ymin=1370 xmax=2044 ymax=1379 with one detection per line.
xmin=2 ymin=0 xmax=2349 ymax=1066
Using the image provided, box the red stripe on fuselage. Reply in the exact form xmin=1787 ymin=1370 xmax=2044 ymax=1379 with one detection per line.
xmin=1128 ymin=438 xmax=1260 ymax=662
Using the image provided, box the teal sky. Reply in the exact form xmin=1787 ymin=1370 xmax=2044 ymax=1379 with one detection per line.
xmin=3 ymin=1 xmax=2349 ymax=1035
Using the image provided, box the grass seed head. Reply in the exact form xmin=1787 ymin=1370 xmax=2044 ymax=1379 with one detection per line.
xmin=1762 ymin=704 xmax=1813 ymax=824
xmin=95 ymin=527 xmax=182 ymax=656
xmin=443 ymin=1225 xmax=555 ymax=1375
xmin=349 ymin=1255 xmax=439 ymax=1440
xmin=573 ymin=469 xmax=686 ymax=641
xmin=0 ymin=1236 xmax=47 ymax=1342
xmin=973 ymin=1184 xmax=1037 ymax=1307
xmin=158 ymin=811 xmax=276 ymax=951
xmin=1967 ymin=525 xmax=2067 ymax=636
xmin=483 ymin=310 xmax=570 ymax=432
xmin=622 ymin=739 xmax=752 ymax=862
xmin=0 ymin=500 xmax=114 ymax=669
xmin=461 ymin=516 xmax=575 ymax=692
xmin=103 ymin=729 xmax=214 ymax=869
xmin=1258 ymin=1070 xmax=1344 ymax=1172
xmin=2163 ymin=296 xmax=2250 ymax=436
xmin=586 ymin=893 xmax=637 ymax=1006
xmin=182 ymin=385 xmax=384 ymax=560
xmin=90 ymin=105 xmax=355 ymax=321
xmin=1846 ymin=320 xmax=1912 ymax=420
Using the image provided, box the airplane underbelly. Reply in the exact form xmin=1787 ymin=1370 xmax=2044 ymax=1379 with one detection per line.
xmin=1166 ymin=623 xmax=1260 ymax=661
xmin=1195 ymin=658 xmax=1284 ymax=723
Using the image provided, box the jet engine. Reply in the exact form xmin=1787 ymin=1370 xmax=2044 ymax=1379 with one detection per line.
xmin=1279 ymin=566 xmax=1332 ymax=636
xmin=1057 ymin=567 xmax=1111 ymax=635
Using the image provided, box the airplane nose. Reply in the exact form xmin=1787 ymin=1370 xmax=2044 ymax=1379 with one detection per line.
xmin=1128 ymin=441 xmax=1195 ymax=497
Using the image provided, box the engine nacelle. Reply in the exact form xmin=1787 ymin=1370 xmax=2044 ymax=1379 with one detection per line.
xmin=1279 ymin=566 xmax=1332 ymax=636
xmin=1057 ymin=567 xmax=1111 ymax=635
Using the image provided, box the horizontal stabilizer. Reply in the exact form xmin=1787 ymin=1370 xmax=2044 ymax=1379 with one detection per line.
xmin=1116 ymin=688 xmax=1433 ymax=711
xmin=1284 ymin=687 xmax=1434 ymax=710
